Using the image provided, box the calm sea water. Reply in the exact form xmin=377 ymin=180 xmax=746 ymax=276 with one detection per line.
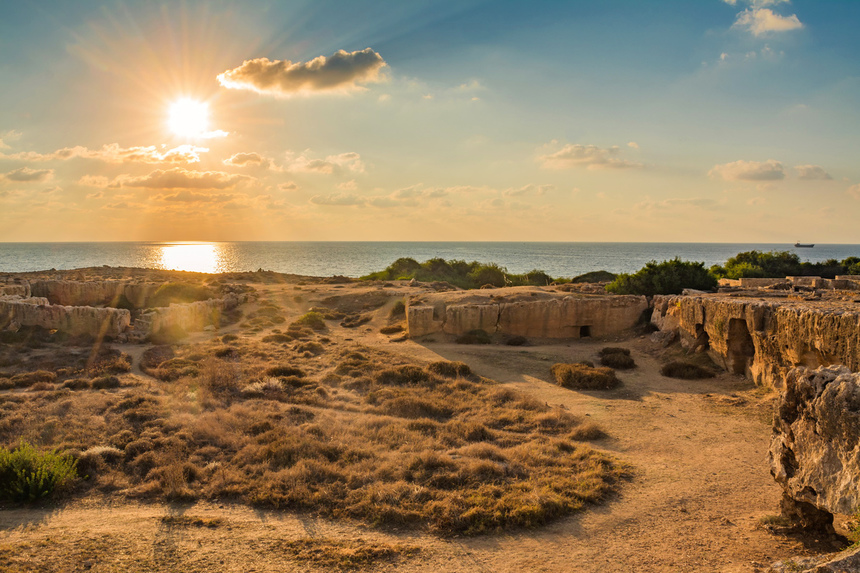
xmin=0 ymin=242 xmax=857 ymax=279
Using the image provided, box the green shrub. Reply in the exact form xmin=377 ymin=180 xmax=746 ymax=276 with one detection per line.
xmin=606 ymin=258 xmax=717 ymax=296
xmin=551 ymin=363 xmax=620 ymax=390
xmin=361 ymin=258 xmax=560 ymax=289
xmin=660 ymin=361 xmax=715 ymax=379
xmin=0 ymin=442 xmax=78 ymax=502
xmin=571 ymin=270 xmax=617 ymax=284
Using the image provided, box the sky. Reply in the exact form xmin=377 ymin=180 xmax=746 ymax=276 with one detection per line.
xmin=1 ymin=0 xmax=859 ymax=243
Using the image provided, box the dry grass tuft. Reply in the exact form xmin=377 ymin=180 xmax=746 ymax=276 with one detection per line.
xmin=598 ymin=347 xmax=636 ymax=369
xmin=551 ymin=363 xmax=621 ymax=390
xmin=660 ymin=361 xmax=715 ymax=379
xmin=276 ymin=537 xmax=420 ymax=571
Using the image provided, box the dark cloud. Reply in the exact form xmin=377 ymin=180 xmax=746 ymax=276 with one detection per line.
xmin=795 ymin=164 xmax=833 ymax=181
xmin=218 ymin=48 xmax=387 ymax=96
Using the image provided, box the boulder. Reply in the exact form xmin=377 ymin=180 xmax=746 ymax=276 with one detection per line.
xmin=769 ymin=365 xmax=860 ymax=530
xmin=769 ymin=546 xmax=860 ymax=573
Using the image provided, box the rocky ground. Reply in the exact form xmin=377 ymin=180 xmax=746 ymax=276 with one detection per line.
xmin=0 ymin=272 xmax=853 ymax=572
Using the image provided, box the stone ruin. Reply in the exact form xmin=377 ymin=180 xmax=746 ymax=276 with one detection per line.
xmin=0 ymin=279 xmax=242 ymax=341
xmin=406 ymin=288 xmax=649 ymax=339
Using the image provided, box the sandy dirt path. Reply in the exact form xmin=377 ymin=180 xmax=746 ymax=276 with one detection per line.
xmin=0 ymin=335 xmax=825 ymax=572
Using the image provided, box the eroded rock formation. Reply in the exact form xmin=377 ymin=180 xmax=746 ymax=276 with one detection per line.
xmin=0 ymin=297 xmax=131 ymax=337
xmin=652 ymin=295 xmax=860 ymax=388
xmin=31 ymin=280 xmax=159 ymax=308
xmin=769 ymin=366 xmax=860 ymax=529
xmin=407 ymin=288 xmax=648 ymax=339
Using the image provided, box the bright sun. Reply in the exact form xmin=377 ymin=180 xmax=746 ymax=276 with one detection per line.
xmin=167 ymin=98 xmax=210 ymax=138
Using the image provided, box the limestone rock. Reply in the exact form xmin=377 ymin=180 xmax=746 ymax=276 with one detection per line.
xmin=769 ymin=546 xmax=860 ymax=573
xmin=406 ymin=287 xmax=647 ymax=339
xmin=652 ymin=295 xmax=860 ymax=388
xmin=0 ymin=298 xmax=130 ymax=337
xmin=769 ymin=366 xmax=860 ymax=525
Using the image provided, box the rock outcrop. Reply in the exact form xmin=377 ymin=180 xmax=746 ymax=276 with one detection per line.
xmin=0 ymin=297 xmax=131 ymax=337
xmin=769 ymin=366 xmax=860 ymax=529
xmin=31 ymin=280 xmax=159 ymax=308
xmin=769 ymin=546 xmax=860 ymax=573
xmin=407 ymin=288 xmax=648 ymax=339
xmin=132 ymin=299 xmax=223 ymax=340
xmin=652 ymin=295 xmax=860 ymax=388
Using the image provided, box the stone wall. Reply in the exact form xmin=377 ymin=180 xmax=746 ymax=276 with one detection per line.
xmin=0 ymin=297 xmax=131 ymax=338
xmin=769 ymin=366 xmax=860 ymax=527
xmin=407 ymin=288 xmax=648 ymax=339
xmin=652 ymin=294 xmax=860 ymax=388
xmin=31 ymin=280 xmax=159 ymax=308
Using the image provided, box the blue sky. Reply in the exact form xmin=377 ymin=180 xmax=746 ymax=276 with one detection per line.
xmin=1 ymin=0 xmax=858 ymax=242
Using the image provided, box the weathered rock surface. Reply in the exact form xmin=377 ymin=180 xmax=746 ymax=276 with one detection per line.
xmin=0 ymin=298 xmax=131 ymax=337
xmin=133 ymin=299 xmax=223 ymax=340
xmin=652 ymin=295 xmax=860 ymax=388
xmin=769 ymin=366 xmax=860 ymax=523
xmin=769 ymin=546 xmax=860 ymax=573
xmin=407 ymin=288 xmax=648 ymax=339
xmin=31 ymin=280 xmax=159 ymax=308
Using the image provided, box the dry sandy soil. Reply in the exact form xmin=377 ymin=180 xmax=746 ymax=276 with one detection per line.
xmin=0 ymin=277 xmax=845 ymax=572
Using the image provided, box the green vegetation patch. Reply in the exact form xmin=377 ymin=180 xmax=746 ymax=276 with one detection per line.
xmin=0 ymin=441 xmax=78 ymax=503
xmin=362 ymin=258 xmax=558 ymax=289
xmin=606 ymin=258 xmax=717 ymax=296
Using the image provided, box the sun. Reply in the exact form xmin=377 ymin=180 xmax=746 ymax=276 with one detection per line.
xmin=167 ymin=98 xmax=210 ymax=138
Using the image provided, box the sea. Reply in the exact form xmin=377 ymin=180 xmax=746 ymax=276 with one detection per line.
xmin=0 ymin=242 xmax=857 ymax=279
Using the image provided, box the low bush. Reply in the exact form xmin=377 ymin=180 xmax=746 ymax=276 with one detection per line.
xmin=598 ymin=347 xmax=636 ymax=369
xmin=379 ymin=325 xmax=403 ymax=334
xmin=505 ymin=335 xmax=528 ymax=346
xmin=606 ymin=258 xmax=717 ymax=296
xmin=266 ymin=366 xmax=306 ymax=378
xmin=91 ymin=375 xmax=121 ymax=390
xmin=551 ymin=363 xmax=620 ymax=390
xmin=455 ymin=329 xmax=492 ymax=345
xmin=660 ymin=361 xmax=715 ymax=379
xmin=427 ymin=361 xmax=474 ymax=379
xmin=291 ymin=311 xmax=326 ymax=331
xmin=361 ymin=258 xmax=560 ymax=289
xmin=389 ymin=300 xmax=406 ymax=318
xmin=10 ymin=370 xmax=56 ymax=388
xmin=0 ymin=441 xmax=78 ymax=502
xmin=571 ymin=270 xmax=617 ymax=284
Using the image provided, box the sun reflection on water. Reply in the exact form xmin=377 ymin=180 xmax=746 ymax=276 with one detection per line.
xmin=159 ymin=243 xmax=222 ymax=273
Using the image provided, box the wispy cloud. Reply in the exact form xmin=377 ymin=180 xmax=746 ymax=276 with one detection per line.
xmin=309 ymin=193 xmax=365 ymax=206
xmin=111 ymin=168 xmax=249 ymax=190
xmin=1 ymin=167 xmax=53 ymax=182
xmin=709 ymin=159 xmax=785 ymax=181
xmin=223 ymin=152 xmax=275 ymax=169
xmin=730 ymin=2 xmax=802 ymax=37
xmin=1 ymin=143 xmax=208 ymax=164
xmin=537 ymin=142 xmax=643 ymax=170
xmin=794 ymin=164 xmax=833 ymax=180
xmin=284 ymin=151 xmax=364 ymax=175
xmin=217 ymin=48 xmax=387 ymax=96
xmin=0 ymin=130 xmax=22 ymax=149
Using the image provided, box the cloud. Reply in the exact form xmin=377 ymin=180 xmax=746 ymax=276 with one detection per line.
xmin=537 ymin=143 xmax=643 ymax=170
xmin=733 ymin=8 xmax=802 ymax=36
xmin=503 ymin=184 xmax=556 ymax=197
xmin=0 ymin=130 xmax=22 ymax=149
xmin=794 ymin=165 xmax=833 ymax=181
xmin=627 ymin=141 xmax=639 ymax=149
xmin=724 ymin=0 xmax=789 ymax=7
xmin=217 ymin=48 xmax=387 ymax=96
xmin=1 ymin=143 xmax=207 ymax=164
xmin=156 ymin=190 xmax=235 ymax=203
xmin=113 ymin=168 xmax=249 ymax=190
xmin=309 ymin=193 xmax=365 ymax=206
xmin=848 ymin=184 xmax=860 ymax=200
xmin=708 ymin=159 xmax=785 ymax=181
xmin=2 ymin=167 xmax=53 ymax=182
xmin=284 ymin=151 xmax=364 ymax=175
xmin=223 ymin=152 xmax=274 ymax=169
xmin=278 ymin=181 xmax=299 ymax=192
xmin=78 ymin=175 xmax=110 ymax=187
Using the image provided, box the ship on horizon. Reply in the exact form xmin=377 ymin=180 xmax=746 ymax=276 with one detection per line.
xmin=794 ymin=242 xmax=815 ymax=248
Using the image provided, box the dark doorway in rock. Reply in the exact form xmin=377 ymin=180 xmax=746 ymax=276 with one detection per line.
xmin=694 ymin=324 xmax=710 ymax=351
xmin=579 ymin=325 xmax=591 ymax=338
xmin=727 ymin=318 xmax=755 ymax=375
